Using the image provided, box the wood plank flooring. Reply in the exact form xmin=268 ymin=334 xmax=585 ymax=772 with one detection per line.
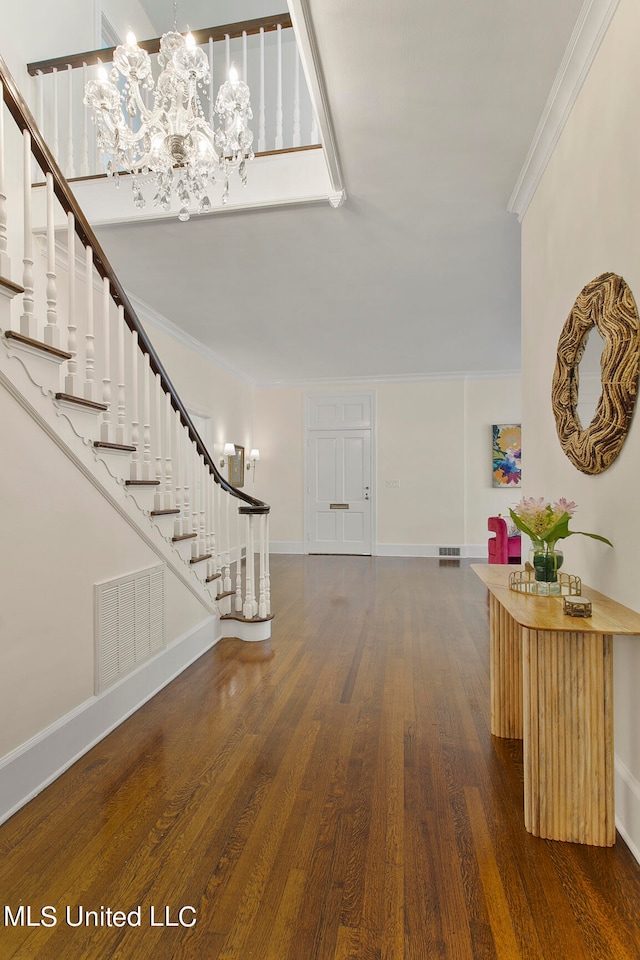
xmin=2 ymin=556 xmax=640 ymax=959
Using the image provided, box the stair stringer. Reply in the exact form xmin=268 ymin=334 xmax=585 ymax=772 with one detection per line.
xmin=0 ymin=333 xmax=227 ymax=620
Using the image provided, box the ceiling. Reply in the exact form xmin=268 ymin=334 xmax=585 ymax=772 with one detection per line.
xmin=95 ymin=0 xmax=586 ymax=385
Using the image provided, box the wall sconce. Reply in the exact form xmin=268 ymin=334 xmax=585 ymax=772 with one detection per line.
xmin=219 ymin=442 xmax=236 ymax=469
xmin=247 ymin=448 xmax=260 ymax=482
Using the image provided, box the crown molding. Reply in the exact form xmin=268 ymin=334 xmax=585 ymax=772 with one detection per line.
xmin=257 ymin=369 xmax=521 ymax=388
xmin=122 ymin=292 xmax=522 ymax=388
xmin=508 ymin=0 xmax=621 ymax=221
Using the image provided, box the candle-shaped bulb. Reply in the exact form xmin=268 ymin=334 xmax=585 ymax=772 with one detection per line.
xmin=185 ymin=32 xmax=196 ymax=50
xmin=229 ymin=64 xmax=238 ymax=83
xmin=126 ymin=31 xmax=137 ymax=47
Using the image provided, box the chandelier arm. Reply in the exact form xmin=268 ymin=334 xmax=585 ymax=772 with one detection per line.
xmin=127 ymin=82 xmax=154 ymax=123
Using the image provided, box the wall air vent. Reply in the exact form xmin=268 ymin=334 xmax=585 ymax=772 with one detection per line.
xmin=95 ymin=564 xmax=165 ymax=693
xmin=438 ymin=547 xmax=461 ymax=557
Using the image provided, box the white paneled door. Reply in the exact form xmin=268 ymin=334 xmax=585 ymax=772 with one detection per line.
xmin=307 ymin=428 xmax=372 ymax=554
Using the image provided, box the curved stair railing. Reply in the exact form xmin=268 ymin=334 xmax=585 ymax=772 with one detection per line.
xmin=0 ymin=52 xmax=272 ymax=631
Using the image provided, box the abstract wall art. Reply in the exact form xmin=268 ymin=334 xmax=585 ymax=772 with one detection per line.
xmin=492 ymin=423 xmax=521 ymax=487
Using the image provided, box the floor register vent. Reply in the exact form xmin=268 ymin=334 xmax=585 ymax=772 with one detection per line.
xmin=439 ymin=547 xmax=461 ymax=557
xmin=95 ymin=563 xmax=166 ymax=693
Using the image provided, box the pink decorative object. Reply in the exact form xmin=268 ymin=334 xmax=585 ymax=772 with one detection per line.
xmin=488 ymin=516 xmax=521 ymax=564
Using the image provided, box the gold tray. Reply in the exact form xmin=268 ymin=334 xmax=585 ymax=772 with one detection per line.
xmin=508 ymin=570 xmax=582 ymax=597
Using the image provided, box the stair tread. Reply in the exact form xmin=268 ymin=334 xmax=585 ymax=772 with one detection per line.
xmin=94 ymin=440 xmax=137 ymax=452
xmin=125 ymin=479 xmax=160 ymax=486
xmin=221 ymin=612 xmax=274 ymax=623
xmin=190 ymin=553 xmax=212 ymax=564
xmin=217 ymin=590 xmax=235 ymax=599
xmin=172 ymin=532 xmax=197 ymax=542
xmin=0 ymin=276 xmax=25 ymax=295
xmin=55 ymin=392 xmax=108 ymax=411
xmin=150 ymin=508 xmax=180 ymax=516
xmin=5 ymin=330 xmax=72 ymax=360
xmin=206 ymin=573 xmax=221 ymax=582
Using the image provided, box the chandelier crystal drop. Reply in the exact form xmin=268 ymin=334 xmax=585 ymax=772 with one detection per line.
xmin=84 ymin=30 xmax=254 ymax=221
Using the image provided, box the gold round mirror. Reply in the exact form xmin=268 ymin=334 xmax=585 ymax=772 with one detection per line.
xmin=551 ymin=272 xmax=640 ymax=474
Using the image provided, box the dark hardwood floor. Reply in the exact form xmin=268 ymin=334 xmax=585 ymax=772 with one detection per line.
xmin=2 ymin=556 xmax=640 ymax=959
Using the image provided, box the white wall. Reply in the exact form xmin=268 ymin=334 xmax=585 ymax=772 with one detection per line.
xmin=1 ymin=1 xmax=154 ymax=86
xmin=0 ymin=381 xmax=210 ymax=759
xmin=254 ymin=376 xmax=521 ymax=555
xmin=464 ymin=378 xmax=522 ymax=548
xmin=521 ymin=0 xmax=640 ymax=858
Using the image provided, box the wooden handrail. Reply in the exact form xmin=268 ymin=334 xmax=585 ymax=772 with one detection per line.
xmin=0 ymin=52 xmax=268 ymax=512
xmin=27 ymin=14 xmax=292 ymax=76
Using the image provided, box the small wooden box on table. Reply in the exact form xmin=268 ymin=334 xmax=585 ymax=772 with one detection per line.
xmin=472 ymin=563 xmax=640 ymax=847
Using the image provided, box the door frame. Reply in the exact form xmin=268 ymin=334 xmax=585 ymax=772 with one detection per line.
xmin=303 ymin=391 xmax=377 ymax=555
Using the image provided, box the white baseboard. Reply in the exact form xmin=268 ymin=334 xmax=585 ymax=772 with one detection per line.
xmin=0 ymin=617 xmax=219 ymax=826
xmin=374 ymin=543 xmax=488 ymax=559
xmin=615 ymin=755 xmax=640 ymax=865
xmin=270 ymin=543 xmax=489 ymax=558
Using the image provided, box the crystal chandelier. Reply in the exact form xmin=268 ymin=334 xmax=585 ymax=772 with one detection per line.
xmin=84 ymin=24 xmax=254 ymax=221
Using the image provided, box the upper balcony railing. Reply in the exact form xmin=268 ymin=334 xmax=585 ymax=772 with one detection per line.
xmin=26 ymin=14 xmax=321 ymax=185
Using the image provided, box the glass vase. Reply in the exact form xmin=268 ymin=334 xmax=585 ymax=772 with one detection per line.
xmin=530 ymin=543 xmax=564 ymax=582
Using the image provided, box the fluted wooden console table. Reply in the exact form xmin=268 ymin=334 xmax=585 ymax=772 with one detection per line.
xmin=472 ymin=563 xmax=640 ymax=847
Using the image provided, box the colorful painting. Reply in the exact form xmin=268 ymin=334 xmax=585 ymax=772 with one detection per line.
xmin=492 ymin=424 xmax=521 ymax=487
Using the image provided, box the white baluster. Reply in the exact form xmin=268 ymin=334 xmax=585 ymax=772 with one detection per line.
xmin=36 ymin=72 xmax=44 ymax=180
xmin=81 ymin=63 xmax=89 ymax=177
xmin=275 ymin=24 xmax=283 ymax=150
xmin=94 ymin=63 xmax=102 ymax=174
xmin=243 ymin=514 xmax=256 ymax=618
xmin=154 ymin=373 xmax=164 ymax=510
xmin=100 ymin=277 xmax=111 ymax=440
xmin=242 ymin=30 xmax=247 ymax=82
xmin=311 ymin=106 xmax=319 ymax=145
xmin=64 ymin=213 xmax=78 ymax=394
xmin=142 ymin=352 xmax=152 ymax=478
xmin=130 ymin=331 xmax=142 ymax=479
xmin=66 ymin=64 xmax=75 ymax=178
xmin=258 ymin=513 xmax=267 ymax=619
xmin=52 ymin=68 xmax=59 ymax=165
xmin=258 ymin=28 xmax=266 ymax=153
xmin=164 ymin=391 xmax=173 ymax=509
xmin=293 ymin=48 xmax=301 ymax=148
xmin=200 ymin=456 xmax=207 ymax=558
xmin=182 ymin=425 xmax=191 ymax=539
xmin=225 ymin=34 xmax=230 ymax=77
xmin=265 ymin=513 xmax=271 ymax=615
xmin=208 ymin=37 xmax=214 ymax=127
xmin=235 ymin=505 xmax=243 ymax=612
xmin=115 ymin=305 xmax=126 ymax=444
xmin=198 ymin=455 xmax=206 ymax=556
xmin=209 ymin=472 xmax=218 ymax=575
xmin=20 ymin=131 xmax=36 ymax=338
xmin=0 ymin=82 xmax=11 ymax=279
xmin=44 ymin=173 xmax=59 ymax=349
xmin=83 ymin=244 xmax=95 ymax=399
xmin=224 ymin=492 xmax=231 ymax=592
xmin=213 ymin=472 xmax=221 ymax=575
xmin=173 ymin=408 xmax=182 ymax=537
xmin=191 ymin=443 xmax=200 ymax=560
xmin=207 ymin=471 xmax=217 ymax=584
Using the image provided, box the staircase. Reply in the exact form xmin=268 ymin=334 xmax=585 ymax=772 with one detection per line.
xmin=0 ymin=52 xmax=272 ymax=644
